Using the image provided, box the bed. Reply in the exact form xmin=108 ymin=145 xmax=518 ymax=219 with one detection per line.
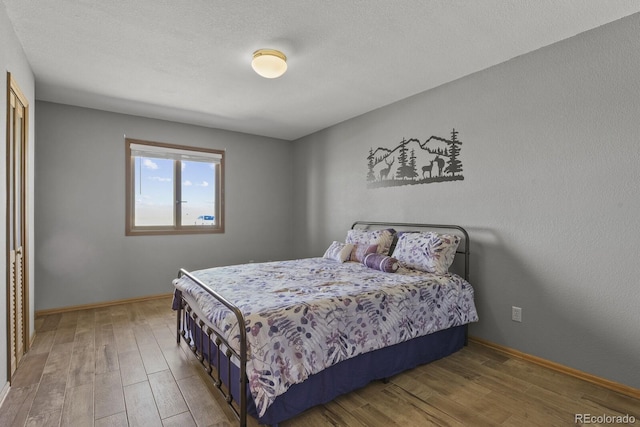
xmin=172 ymin=221 xmax=478 ymax=426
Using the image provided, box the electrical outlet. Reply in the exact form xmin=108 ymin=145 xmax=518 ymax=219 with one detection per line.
xmin=512 ymin=306 xmax=522 ymax=322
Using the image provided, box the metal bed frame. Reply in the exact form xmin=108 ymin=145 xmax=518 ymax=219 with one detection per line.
xmin=174 ymin=221 xmax=471 ymax=427
xmin=176 ymin=269 xmax=248 ymax=424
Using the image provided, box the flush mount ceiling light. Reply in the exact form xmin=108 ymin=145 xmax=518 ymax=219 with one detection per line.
xmin=251 ymin=49 xmax=287 ymax=78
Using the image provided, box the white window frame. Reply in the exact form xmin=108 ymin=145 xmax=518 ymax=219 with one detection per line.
xmin=125 ymin=138 xmax=225 ymax=236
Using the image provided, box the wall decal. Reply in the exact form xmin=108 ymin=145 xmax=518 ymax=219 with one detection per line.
xmin=367 ymin=128 xmax=464 ymax=188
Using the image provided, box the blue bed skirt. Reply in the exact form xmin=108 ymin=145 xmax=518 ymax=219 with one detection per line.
xmin=185 ymin=314 xmax=466 ymax=426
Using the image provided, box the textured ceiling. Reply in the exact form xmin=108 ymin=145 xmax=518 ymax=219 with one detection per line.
xmin=4 ymin=1 xmax=640 ymax=140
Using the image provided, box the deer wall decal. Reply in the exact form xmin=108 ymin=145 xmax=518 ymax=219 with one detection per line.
xmin=379 ymin=157 xmax=395 ymax=180
xmin=422 ymin=160 xmax=435 ymax=179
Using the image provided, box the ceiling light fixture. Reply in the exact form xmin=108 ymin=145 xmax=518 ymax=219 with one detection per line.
xmin=251 ymin=49 xmax=287 ymax=79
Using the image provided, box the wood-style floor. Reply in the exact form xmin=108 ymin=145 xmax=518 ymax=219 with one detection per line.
xmin=1 ymin=297 xmax=638 ymax=426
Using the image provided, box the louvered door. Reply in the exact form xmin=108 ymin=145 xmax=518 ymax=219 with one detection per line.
xmin=7 ymin=73 xmax=29 ymax=381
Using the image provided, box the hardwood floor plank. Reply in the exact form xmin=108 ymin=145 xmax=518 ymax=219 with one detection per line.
xmin=0 ymin=384 xmax=38 ymax=427
xmin=67 ymin=345 xmax=96 ymax=388
xmin=40 ymin=343 xmax=72 ymax=386
xmin=177 ymin=375 xmax=229 ymax=426
xmin=385 ymin=388 xmax=463 ymax=426
xmin=58 ymin=311 xmax=80 ymax=328
xmin=134 ymin=323 xmax=158 ymax=347
xmin=160 ymin=344 xmax=200 ymax=381
xmin=127 ymin=305 xmax=147 ymax=325
xmin=95 ymin=370 xmax=126 ymax=420
xmin=139 ymin=341 xmax=170 ymax=374
xmin=34 ymin=315 xmax=45 ymax=332
xmin=38 ymin=313 xmax=62 ymax=332
xmin=299 ymin=402 xmax=368 ymax=427
xmin=525 ymin=382 xmax=612 ymax=418
xmin=52 ymin=326 xmax=76 ymax=345
xmin=367 ymin=385 xmax=446 ymax=427
xmin=350 ymin=403 xmax=403 ymax=427
xmin=423 ymin=363 xmax=493 ymax=402
xmin=123 ymin=381 xmax=163 ymax=427
xmin=582 ymin=391 xmax=640 ymax=419
xmin=160 ymin=411 xmax=198 ymax=427
xmin=25 ymin=409 xmax=62 ymax=427
xmin=386 ymin=371 xmax=436 ymax=401
xmin=472 ymin=366 xmax=535 ymax=398
xmin=96 ymin=323 xmax=117 ymax=347
xmin=29 ymin=380 xmax=66 ymax=417
xmin=364 ymin=381 xmax=472 ymax=426
xmin=153 ymin=323 xmax=180 ymax=349
xmin=96 ymin=343 xmax=120 ymax=373
xmin=73 ymin=326 xmax=96 ymax=348
xmin=114 ymin=326 xmax=138 ymax=354
xmin=460 ymin=393 xmax=513 ymax=424
xmin=425 ymin=395 xmax=501 ymax=427
xmin=119 ymin=349 xmax=148 ymax=387
xmin=76 ymin=308 xmax=96 ymax=329
xmin=96 ymin=307 xmax=114 ymax=325
xmin=95 ymin=411 xmax=129 ymax=427
xmin=503 ymin=412 xmax=560 ymax=427
xmin=109 ymin=305 xmax=131 ymax=327
xmin=484 ymin=387 xmax=569 ymax=426
xmin=60 ymin=383 xmax=94 ymax=426
xmin=332 ymin=383 xmax=370 ymax=410
xmin=10 ymin=352 xmax=48 ymax=388
xmin=606 ymin=391 xmax=640 ymax=415
xmin=28 ymin=330 xmax=55 ymax=355
xmin=148 ymin=369 xmax=189 ymax=419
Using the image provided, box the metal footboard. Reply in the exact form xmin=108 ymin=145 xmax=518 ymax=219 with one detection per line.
xmin=175 ymin=268 xmax=248 ymax=427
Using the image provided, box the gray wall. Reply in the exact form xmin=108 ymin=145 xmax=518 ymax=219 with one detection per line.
xmin=35 ymin=102 xmax=293 ymax=310
xmin=292 ymin=14 xmax=640 ymax=389
xmin=1 ymin=5 xmax=36 ymax=390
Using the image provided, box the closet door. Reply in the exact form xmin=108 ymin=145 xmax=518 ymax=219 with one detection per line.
xmin=6 ymin=72 xmax=29 ymax=381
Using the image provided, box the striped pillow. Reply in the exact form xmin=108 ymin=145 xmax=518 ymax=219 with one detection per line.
xmin=363 ymin=253 xmax=399 ymax=273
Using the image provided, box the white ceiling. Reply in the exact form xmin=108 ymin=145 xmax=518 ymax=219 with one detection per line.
xmin=4 ymin=1 xmax=640 ymax=141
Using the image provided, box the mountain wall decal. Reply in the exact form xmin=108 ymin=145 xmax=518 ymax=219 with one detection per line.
xmin=367 ymin=128 xmax=464 ymax=189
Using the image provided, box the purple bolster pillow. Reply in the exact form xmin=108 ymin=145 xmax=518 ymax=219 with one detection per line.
xmin=363 ymin=253 xmax=399 ymax=273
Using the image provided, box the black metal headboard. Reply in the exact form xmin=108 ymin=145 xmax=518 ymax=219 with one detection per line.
xmin=351 ymin=221 xmax=470 ymax=281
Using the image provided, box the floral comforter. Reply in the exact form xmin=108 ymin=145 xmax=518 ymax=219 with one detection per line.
xmin=173 ymin=257 xmax=478 ymax=416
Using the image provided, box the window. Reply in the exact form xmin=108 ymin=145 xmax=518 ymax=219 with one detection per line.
xmin=125 ymin=138 xmax=224 ymax=235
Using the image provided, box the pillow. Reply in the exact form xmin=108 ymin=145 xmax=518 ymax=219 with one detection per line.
xmin=345 ymin=228 xmax=396 ymax=255
xmin=390 ymin=230 xmax=414 ymax=255
xmin=323 ymin=241 xmax=354 ymax=263
xmin=392 ymin=232 xmax=460 ymax=274
xmin=363 ymin=253 xmax=399 ymax=273
xmin=349 ymin=243 xmax=378 ymax=263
